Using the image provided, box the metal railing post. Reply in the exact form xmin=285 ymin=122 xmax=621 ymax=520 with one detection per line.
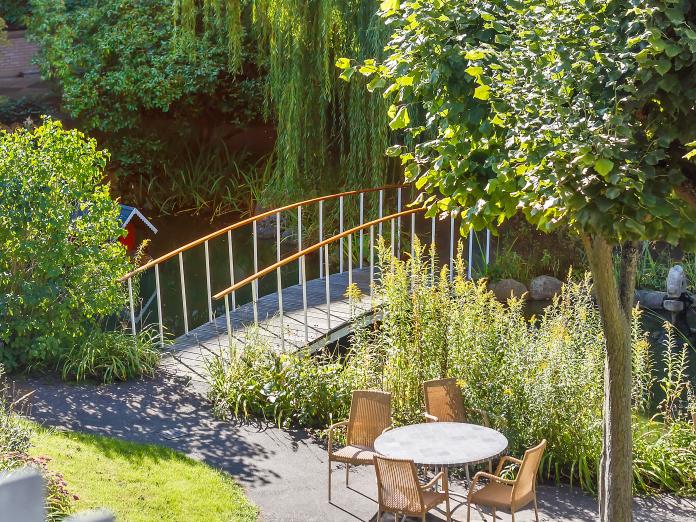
xmin=252 ymin=221 xmax=259 ymax=324
xmin=359 ymin=193 xmax=364 ymax=269
xmin=449 ymin=215 xmax=455 ymax=281
xmin=204 ymin=240 xmax=213 ymax=322
xmin=155 ymin=264 xmax=164 ymax=347
xmin=319 ymin=200 xmax=324 ymax=279
xmin=301 ymin=255 xmax=308 ymax=344
xmin=370 ymin=224 xmax=375 ymax=298
xmin=227 ymin=230 xmax=236 ymax=310
xmin=378 ymin=189 xmax=384 ymax=237
xmin=431 ymin=216 xmax=436 ymax=282
xmin=397 ymin=187 xmax=402 ymax=256
xmin=339 ymin=196 xmax=344 ymax=273
xmin=225 ymin=294 xmax=233 ymax=345
xmin=178 ymin=252 xmax=189 ymax=334
xmin=348 ymin=233 xmax=353 ymax=289
xmin=486 ymin=228 xmax=491 ymax=266
xmin=324 ymin=244 xmax=331 ymax=330
xmin=391 ymin=217 xmax=396 ymax=259
xmin=276 ymin=212 xmax=285 ymax=351
xmin=297 ymin=206 xmax=302 ymax=285
xmin=468 ymin=227 xmax=474 ymax=280
xmin=128 ymin=277 xmax=136 ymax=337
xmin=411 ymin=212 xmax=416 ymax=261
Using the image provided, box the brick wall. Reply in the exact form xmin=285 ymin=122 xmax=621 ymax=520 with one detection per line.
xmin=0 ymin=31 xmax=39 ymax=78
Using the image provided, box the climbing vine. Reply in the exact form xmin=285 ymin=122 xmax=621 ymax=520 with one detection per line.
xmin=173 ymin=0 xmax=392 ymax=199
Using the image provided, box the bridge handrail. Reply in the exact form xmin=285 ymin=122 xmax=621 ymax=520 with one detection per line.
xmin=120 ymin=183 xmax=408 ymax=281
xmin=212 ymin=207 xmax=424 ymax=300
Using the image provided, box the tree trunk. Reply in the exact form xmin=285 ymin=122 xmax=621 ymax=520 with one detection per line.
xmin=582 ymin=236 xmax=637 ymax=522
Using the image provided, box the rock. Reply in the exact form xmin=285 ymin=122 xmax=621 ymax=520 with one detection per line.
xmin=529 ymin=275 xmax=563 ymax=300
xmin=666 ymin=265 xmax=687 ymax=298
xmin=635 ymin=289 xmax=666 ymax=309
xmin=493 ymin=279 xmax=528 ymax=302
xmin=663 ymin=299 xmax=685 ymax=313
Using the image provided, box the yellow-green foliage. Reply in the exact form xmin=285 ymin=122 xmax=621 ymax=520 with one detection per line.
xmin=209 ymin=239 xmax=696 ymax=494
xmin=173 ymin=0 xmax=391 ymax=199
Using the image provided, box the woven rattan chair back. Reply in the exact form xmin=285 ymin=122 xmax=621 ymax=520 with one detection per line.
xmin=374 ymin=456 xmax=424 ymax=515
xmin=423 ymin=378 xmax=465 ymax=423
xmin=512 ymin=439 xmax=547 ymax=504
xmin=346 ymin=390 xmax=392 ymax=447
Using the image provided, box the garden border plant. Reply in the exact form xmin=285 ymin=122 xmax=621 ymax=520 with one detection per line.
xmin=208 ymin=242 xmax=696 ymax=496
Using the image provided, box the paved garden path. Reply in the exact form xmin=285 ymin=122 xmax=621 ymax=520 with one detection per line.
xmin=21 ymin=373 xmax=696 ymax=521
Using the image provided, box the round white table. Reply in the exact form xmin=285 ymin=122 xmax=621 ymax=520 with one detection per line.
xmin=374 ymin=422 xmax=508 ymax=508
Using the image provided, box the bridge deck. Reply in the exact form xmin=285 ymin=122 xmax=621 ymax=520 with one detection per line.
xmin=160 ymin=268 xmax=373 ymax=389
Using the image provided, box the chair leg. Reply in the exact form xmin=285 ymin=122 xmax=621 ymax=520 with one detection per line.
xmin=421 ymin=513 xmax=426 ymax=522
xmin=377 ymin=510 xmax=381 ymax=522
xmin=445 ymin=493 xmax=451 ymax=522
xmin=328 ymin=459 xmax=332 ymax=501
xmin=466 ymin=502 xmax=471 ymax=522
xmin=511 ymin=509 xmax=515 ymax=522
xmin=346 ymin=462 xmax=350 ymax=486
xmin=492 ymin=507 xmax=496 ymax=521
xmin=534 ymin=495 xmax=539 ymax=522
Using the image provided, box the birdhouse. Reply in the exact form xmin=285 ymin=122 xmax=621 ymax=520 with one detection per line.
xmin=118 ymin=205 xmax=158 ymax=252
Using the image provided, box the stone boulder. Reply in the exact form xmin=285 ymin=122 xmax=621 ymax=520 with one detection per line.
xmin=635 ymin=289 xmax=667 ymax=310
xmin=529 ymin=275 xmax=563 ymax=300
xmin=493 ymin=279 xmax=528 ymax=302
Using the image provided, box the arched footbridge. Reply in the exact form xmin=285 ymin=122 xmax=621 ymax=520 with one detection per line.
xmin=121 ymin=185 xmax=493 ymax=390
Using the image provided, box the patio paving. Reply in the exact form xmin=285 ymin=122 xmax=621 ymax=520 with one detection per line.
xmin=19 ymin=371 xmax=696 ymax=521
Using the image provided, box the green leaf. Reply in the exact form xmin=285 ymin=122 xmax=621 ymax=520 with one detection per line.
xmin=593 ymin=158 xmax=614 ymax=177
xmin=389 ymin=106 xmax=410 ymax=130
xmin=335 ymin=58 xmax=350 ymax=69
xmin=655 ymin=59 xmax=672 ymax=75
xmin=473 ymin=85 xmax=490 ymax=100
xmin=465 ymin=66 xmax=483 ymax=77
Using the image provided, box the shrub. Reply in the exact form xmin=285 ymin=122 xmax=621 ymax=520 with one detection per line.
xmin=59 ymin=327 xmax=160 ymax=384
xmin=27 ymin=0 xmax=262 ymax=179
xmin=0 ymin=120 xmax=131 ymax=372
xmin=209 ymin=240 xmax=696 ymax=494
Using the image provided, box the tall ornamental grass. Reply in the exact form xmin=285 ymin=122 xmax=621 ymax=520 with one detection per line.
xmin=208 ymin=240 xmax=696 ymax=494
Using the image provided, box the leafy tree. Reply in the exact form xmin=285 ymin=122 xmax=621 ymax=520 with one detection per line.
xmin=172 ymin=0 xmax=393 ymax=199
xmin=0 ymin=120 xmax=131 ymax=372
xmin=341 ymin=0 xmax=696 ymax=519
xmin=27 ymin=0 xmax=262 ymax=177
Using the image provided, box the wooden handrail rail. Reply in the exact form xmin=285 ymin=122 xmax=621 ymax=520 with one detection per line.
xmin=212 ymin=207 xmax=424 ymax=300
xmin=120 ymin=183 xmax=409 ymax=281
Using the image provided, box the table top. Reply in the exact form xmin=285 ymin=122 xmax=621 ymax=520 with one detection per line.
xmin=374 ymin=422 xmax=508 ymax=467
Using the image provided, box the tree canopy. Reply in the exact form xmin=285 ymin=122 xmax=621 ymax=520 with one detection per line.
xmin=341 ymin=0 xmax=696 ymax=247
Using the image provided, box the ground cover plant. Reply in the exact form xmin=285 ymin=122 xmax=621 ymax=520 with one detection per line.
xmin=0 ymin=120 xmax=157 ymax=382
xmin=209 ymin=243 xmax=696 ymax=495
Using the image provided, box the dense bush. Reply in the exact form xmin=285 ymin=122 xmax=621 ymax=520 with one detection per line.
xmin=209 ymin=241 xmax=696 ymax=494
xmin=27 ymin=0 xmax=263 ymax=180
xmin=0 ymin=120 xmax=132 ymax=372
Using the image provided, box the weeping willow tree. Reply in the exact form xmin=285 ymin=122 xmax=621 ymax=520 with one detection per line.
xmin=173 ymin=0 xmax=391 ymax=200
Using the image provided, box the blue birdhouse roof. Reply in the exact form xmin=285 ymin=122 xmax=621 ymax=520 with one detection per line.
xmin=119 ymin=205 xmax=158 ymax=234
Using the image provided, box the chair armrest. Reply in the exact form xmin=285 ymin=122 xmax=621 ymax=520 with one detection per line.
xmin=423 ymin=412 xmax=439 ymax=422
xmin=495 ymin=455 xmax=523 ymax=476
xmin=468 ymin=471 xmax=515 ymax=499
xmin=327 ymin=420 xmax=349 ymax=454
xmin=420 ymin=471 xmax=445 ymax=491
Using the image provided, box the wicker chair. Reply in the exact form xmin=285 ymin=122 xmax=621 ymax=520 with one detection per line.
xmin=327 ymin=390 xmax=392 ymax=501
xmin=466 ymin=440 xmax=547 ymax=522
xmin=374 ymin=455 xmax=451 ymax=522
xmin=423 ymin=378 xmax=490 ymax=426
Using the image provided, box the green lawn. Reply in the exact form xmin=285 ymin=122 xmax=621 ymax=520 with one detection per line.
xmin=29 ymin=426 xmax=257 ymax=522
